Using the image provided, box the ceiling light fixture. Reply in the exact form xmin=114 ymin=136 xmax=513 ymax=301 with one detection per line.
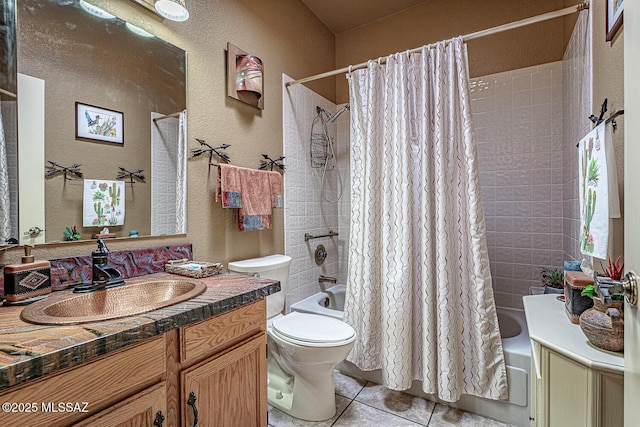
xmin=125 ymin=22 xmax=155 ymax=38
xmin=79 ymin=0 xmax=115 ymax=19
xmin=154 ymin=0 xmax=190 ymax=22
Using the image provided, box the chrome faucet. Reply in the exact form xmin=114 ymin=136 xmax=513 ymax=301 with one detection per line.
xmin=73 ymin=239 xmax=124 ymax=293
xmin=594 ymin=273 xmax=638 ymax=305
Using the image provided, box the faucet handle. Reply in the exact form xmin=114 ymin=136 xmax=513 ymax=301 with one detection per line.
xmin=95 ymin=238 xmax=109 ymax=254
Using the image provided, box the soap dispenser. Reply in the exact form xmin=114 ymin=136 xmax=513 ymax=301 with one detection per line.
xmin=3 ymin=245 xmax=51 ymax=302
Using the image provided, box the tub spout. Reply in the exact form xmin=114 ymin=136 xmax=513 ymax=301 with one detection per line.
xmin=318 ymin=275 xmax=337 ymax=292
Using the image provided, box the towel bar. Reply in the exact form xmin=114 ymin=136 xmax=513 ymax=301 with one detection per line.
xmin=304 ymin=230 xmax=338 ymax=241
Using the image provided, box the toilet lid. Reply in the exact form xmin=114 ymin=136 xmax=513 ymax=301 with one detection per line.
xmin=271 ymin=312 xmax=355 ymax=344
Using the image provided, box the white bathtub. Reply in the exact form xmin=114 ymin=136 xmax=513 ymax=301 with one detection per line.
xmin=290 ymin=284 xmax=346 ymax=319
xmin=290 ymin=285 xmax=531 ymax=426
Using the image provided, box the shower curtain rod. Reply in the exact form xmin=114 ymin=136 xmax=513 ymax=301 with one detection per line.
xmin=0 ymin=88 xmax=17 ymax=98
xmin=285 ymin=1 xmax=589 ymax=87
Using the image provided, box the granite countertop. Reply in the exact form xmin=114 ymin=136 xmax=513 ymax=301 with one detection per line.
xmin=523 ymin=294 xmax=623 ymax=374
xmin=0 ymin=272 xmax=279 ymax=391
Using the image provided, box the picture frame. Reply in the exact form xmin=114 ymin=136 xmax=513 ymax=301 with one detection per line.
xmin=75 ymin=102 xmax=124 ymax=144
xmin=227 ymin=42 xmax=264 ymax=110
xmin=606 ymin=0 xmax=623 ymax=41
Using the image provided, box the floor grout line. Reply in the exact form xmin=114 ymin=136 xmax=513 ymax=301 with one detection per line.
xmin=331 ymin=380 xmax=368 ymax=426
xmin=425 ymin=402 xmax=436 ymax=426
xmin=352 ymin=399 xmax=431 ymax=426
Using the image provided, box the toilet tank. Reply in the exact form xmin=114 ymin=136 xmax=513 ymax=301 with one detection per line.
xmin=227 ymin=254 xmax=291 ymax=319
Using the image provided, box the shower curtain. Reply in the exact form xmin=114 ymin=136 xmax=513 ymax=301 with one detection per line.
xmin=176 ymin=110 xmax=187 ymax=233
xmin=344 ymin=37 xmax=508 ymax=403
xmin=0 ymin=105 xmax=12 ymax=242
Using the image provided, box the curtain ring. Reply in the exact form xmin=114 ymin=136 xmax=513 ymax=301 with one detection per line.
xmin=377 ymin=56 xmax=382 ymax=65
xmin=348 ymin=65 xmax=353 ymax=74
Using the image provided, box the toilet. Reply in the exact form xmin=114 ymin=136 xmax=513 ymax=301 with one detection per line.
xmin=227 ymin=255 xmax=356 ymax=421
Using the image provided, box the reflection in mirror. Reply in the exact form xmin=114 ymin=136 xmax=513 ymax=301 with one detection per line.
xmin=16 ymin=0 xmax=187 ymax=244
xmin=0 ymin=0 xmax=18 ymax=245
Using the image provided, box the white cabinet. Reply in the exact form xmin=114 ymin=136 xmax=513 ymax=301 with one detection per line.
xmin=530 ymin=340 xmax=623 ymax=427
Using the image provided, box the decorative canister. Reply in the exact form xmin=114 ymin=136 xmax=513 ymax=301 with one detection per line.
xmin=579 ymin=297 xmax=624 ymax=352
xmin=564 ymin=271 xmax=594 ymax=324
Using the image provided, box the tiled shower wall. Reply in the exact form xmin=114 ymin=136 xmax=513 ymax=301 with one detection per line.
xmin=285 ymin=52 xmax=588 ymax=311
xmin=282 ymin=75 xmax=339 ymax=312
xmin=2 ymin=102 xmax=18 ymax=240
xmin=151 ymin=113 xmax=179 ymax=236
xmin=470 ymin=62 xmax=565 ymax=309
xmin=336 ymin=105 xmax=350 ymax=285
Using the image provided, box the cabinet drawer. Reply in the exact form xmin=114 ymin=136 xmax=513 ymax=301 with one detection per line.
xmin=181 ymin=299 xmax=265 ymax=364
xmin=73 ymin=381 xmax=166 ymax=427
xmin=181 ymin=333 xmax=267 ymax=427
xmin=0 ymin=336 xmax=166 ymax=427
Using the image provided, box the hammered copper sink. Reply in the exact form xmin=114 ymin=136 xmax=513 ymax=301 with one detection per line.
xmin=20 ymin=279 xmax=207 ymax=325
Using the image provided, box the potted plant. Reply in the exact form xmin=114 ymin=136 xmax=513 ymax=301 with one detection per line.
xmin=600 ymin=255 xmax=624 ymax=282
xmin=542 ymin=268 xmax=564 ymax=294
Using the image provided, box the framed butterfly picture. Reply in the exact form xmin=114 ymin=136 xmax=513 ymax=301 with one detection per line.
xmin=75 ymin=102 xmax=124 ymax=144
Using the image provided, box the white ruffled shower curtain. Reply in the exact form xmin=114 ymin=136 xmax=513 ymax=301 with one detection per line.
xmin=344 ymin=37 xmax=508 ymax=403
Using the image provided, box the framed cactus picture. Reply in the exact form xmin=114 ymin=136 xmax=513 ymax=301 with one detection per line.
xmin=82 ymin=180 xmax=125 ymax=227
xmin=75 ymin=102 xmax=124 ymax=144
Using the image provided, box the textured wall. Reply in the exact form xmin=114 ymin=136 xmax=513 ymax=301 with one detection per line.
xmin=591 ymin=0 xmax=624 ymax=263
xmin=562 ymin=11 xmax=591 ymax=261
xmin=1 ymin=0 xmax=335 ymax=265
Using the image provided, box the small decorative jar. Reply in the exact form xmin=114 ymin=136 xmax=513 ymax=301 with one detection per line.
xmin=579 ymin=297 xmax=624 ymax=352
xmin=564 ymin=271 xmax=594 ymax=324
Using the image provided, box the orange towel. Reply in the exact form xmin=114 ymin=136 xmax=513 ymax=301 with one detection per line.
xmin=216 ymin=164 xmax=282 ymax=231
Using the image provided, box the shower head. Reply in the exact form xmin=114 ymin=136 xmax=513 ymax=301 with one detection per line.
xmin=327 ymin=104 xmax=350 ymax=124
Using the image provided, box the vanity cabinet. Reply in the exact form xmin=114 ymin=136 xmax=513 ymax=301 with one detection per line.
xmin=181 ymin=334 xmax=267 ymax=426
xmin=178 ymin=298 xmax=267 ymax=427
xmin=0 ymin=299 xmax=268 ymax=427
xmin=530 ymin=340 xmax=623 ymax=427
xmin=74 ymin=382 xmax=167 ymax=427
xmin=0 ymin=335 xmax=167 ymax=427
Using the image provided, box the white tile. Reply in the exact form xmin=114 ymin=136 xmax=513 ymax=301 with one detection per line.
xmin=353 ymin=383 xmax=435 ymax=425
xmin=512 ymin=74 xmax=532 ymax=92
xmin=513 ymin=90 xmax=532 ymax=107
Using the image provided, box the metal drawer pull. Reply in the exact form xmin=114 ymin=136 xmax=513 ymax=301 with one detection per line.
xmin=188 ymin=391 xmax=199 ymax=427
xmin=153 ymin=411 xmax=165 ymax=427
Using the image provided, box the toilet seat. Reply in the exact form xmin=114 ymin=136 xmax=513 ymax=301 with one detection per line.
xmin=271 ymin=312 xmax=356 ymax=348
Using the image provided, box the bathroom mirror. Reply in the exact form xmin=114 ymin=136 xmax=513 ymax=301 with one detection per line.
xmin=12 ymin=0 xmax=187 ymax=244
xmin=0 ymin=0 xmax=18 ymax=245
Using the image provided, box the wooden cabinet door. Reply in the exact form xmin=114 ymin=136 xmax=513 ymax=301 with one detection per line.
xmin=181 ymin=333 xmax=267 ymax=427
xmin=545 ymin=349 xmax=592 ymax=427
xmin=73 ymin=382 xmax=167 ymax=427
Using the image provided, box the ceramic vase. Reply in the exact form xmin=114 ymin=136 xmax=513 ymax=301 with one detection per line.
xmin=579 ymin=297 xmax=624 ymax=352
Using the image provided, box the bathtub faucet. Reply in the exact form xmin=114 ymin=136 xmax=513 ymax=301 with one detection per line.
xmin=318 ymin=275 xmax=337 ymax=292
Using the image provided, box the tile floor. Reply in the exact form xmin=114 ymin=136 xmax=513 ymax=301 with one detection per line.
xmin=268 ymin=371 xmax=515 ymax=426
